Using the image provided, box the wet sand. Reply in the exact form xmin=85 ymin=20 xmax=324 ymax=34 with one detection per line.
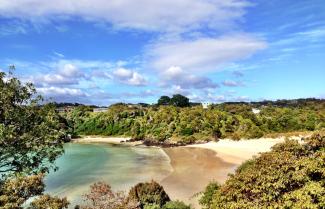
xmin=160 ymin=147 xmax=237 ymax=209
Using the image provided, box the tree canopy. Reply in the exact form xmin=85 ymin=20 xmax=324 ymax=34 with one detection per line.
xmin=157 ymin=94 xmax=190 ymax=107
xmin=0 ymin=69 xmax=68 ymax=208
xmin=157 ymin=96 xmax=171 ymax=106
xmin=170 ymin=94 xmax=189 ymax=107
xmin=65 ymin=99 xmax=325 ymax=144
xmin=0 ymin=70 xmax=66 ymax=177
xmin=128 ymin=181 xmax=170 ymax=208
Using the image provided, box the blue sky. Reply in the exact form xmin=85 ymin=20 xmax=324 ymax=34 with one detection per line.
xmin=0 ymin=0 xmax=324 ymax=105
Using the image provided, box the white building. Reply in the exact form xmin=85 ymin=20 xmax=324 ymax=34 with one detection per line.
xmin=252 ymin=108 xmax=261 ymax=114
xmin=202 ymin=102 xmax=212 ymax=109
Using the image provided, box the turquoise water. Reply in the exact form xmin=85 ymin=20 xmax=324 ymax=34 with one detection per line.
xmin=45 ymin=143 xmax=172 ymax=206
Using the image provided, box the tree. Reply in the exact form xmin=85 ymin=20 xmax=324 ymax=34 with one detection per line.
xmin=0 ymin=69 xmax=67 ymax=208
xmin=0 ymin=174 xmax=45 ymax=208
xmin=28 ymin=194 xmax=69 ymax=209
xmin=0 ymin=70 xmax=66 ymax=177
xmin=128 ymin=181 xmax=170 ymax=208
xmin=157 ymin=96 xmax=171 ymax=106
xmin=80 ymin=182 xmax=139 ymax=209
xmin=170 ymin=94 xmax=189 ymax=107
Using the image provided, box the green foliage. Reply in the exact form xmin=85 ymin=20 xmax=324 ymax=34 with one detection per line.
xmin=200 ymin=132 xmax=325 ymax=209
xmin=0 ymin=174 xmax=45 ymax=208
xmin=80 ymin=181 xmax=191 ymax=209
xmin=199 ymin=182 xmax=220 ymax=209
xmin=144 ymin=204 xmax=161 ymax=209
xmin=157 ymin=94 xmax=190 ymax=107
xmin=0 ymin=69 xmax=68 ymax=208
xmin=0 ymin=71 xmax=66 ymax=177
xmin=128 ymin=180 xmax=170 ymax=208
xmin=170 ymin=94 xmax=190 ymax=107
xmin=162 ymin=200 xmax=192 ymax=209
xmin=157 ymin=96 xmax=171 ymax=106
xmin=29 ymin=195 xmax=69 ymax=209
xmin=67 ymin=99 xmax=325 ymax=144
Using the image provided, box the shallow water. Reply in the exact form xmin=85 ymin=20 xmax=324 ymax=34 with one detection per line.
xmin=45 ymin=143 xmax=172 ymax=206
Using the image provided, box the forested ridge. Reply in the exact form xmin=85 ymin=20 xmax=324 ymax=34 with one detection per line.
xmin=61 ymin=98 xmax=325 ymax=144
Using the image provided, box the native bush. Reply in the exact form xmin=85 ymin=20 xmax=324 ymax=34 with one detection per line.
xmin=199 ymin=132 xmax=325 ymax=209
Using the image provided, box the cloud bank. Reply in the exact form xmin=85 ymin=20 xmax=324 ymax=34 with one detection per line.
xmin=0 ymin=0 xmax=251 ymax=32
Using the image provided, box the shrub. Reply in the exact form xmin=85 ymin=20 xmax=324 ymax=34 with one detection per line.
xmin=200 ymin=132 xmax=325 ymax=208
xmin=162 ymin=200 xmax=192 ymax=209
xmin=128 ymin=181 xmax=170 ymax=208
xmin=80 ymin=182 xmax=139 ymax=209
xmin=29 ymin=195 xmax=69 ymax=209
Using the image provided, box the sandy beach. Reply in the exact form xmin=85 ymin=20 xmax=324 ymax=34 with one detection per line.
xmin=161 ymin=137 xmax=302 ymax=208
xmin=186 ymin=137 xmax=300 ymax=164
xmin=160 ymin=147 xmax=237 ymax=208
xmin=71 ymin=136 xmax=143 ymax=146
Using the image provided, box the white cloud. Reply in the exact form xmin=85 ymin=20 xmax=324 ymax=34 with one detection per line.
xmin=222 ymin=80 xmax=244 ymax=87
xmin=214 ymin=95 xmax=227 ymax=102
xmin=147 ymin=34 xmax=267 ymax=73
xmin=0 ymin=20 xmax=28 ymax=36
xmin=53 ymin=51 xmax=65 ymax=58
xmin=37 ymin=86 xmax=86 ymax=96
xmin=37 ymin=86 xmax=92 ymax=104
xmin=162 ymin=66 xmax=184 ymax=80
xmin=170 ymin=85 xmax=190 ymax=95
xmin=59 ymin=63 xmax=84 ymax=77
xmin=296 ymin=28 xmax=325 ymax=41
xmin=113 ymin=68 xmax=133 ymax=78
xmin=113 ymin=68 xmax=147 ymax=86
xmin=0 ymin=0 xmax=251 ymax=32
xmin=32 ymin=63 xmax=86 ymax=86
xmin=234 ymin=95 xmax=249 ymax=101
xmin=273 ymin=27 xmax=325 ymax=47
xmin=160 ymin=66 xmax=219 ymax=89
xmin=38 ymin=73 xmax=76 ymax=85
xmin=203 ymin=93 xmax=250 ymax=103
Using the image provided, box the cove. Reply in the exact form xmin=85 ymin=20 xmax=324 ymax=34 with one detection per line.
xmin=44 ymin=143 xmax=173 ymax=206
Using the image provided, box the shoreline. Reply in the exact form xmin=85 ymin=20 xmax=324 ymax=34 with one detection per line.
xmin=71 ymin=135 xmax=303 ymax=169
xmin=71 ymin=136 xmax=303 ymax=166
xmin=69 ymin=135 xmax=303 ymax=209
xmin=160 ymin=147 xmax=236 ymax=209
xmin=71 ymin=136 xmax=143 ymax=146
xmin=160 ymin=136 xmax=303 ymax=208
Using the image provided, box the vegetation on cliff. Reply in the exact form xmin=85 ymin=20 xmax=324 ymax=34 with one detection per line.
xmin=199 ymin=132 xmax=325 ymax=209
xmin=63 ymin=98 xmax=325 ymax=143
